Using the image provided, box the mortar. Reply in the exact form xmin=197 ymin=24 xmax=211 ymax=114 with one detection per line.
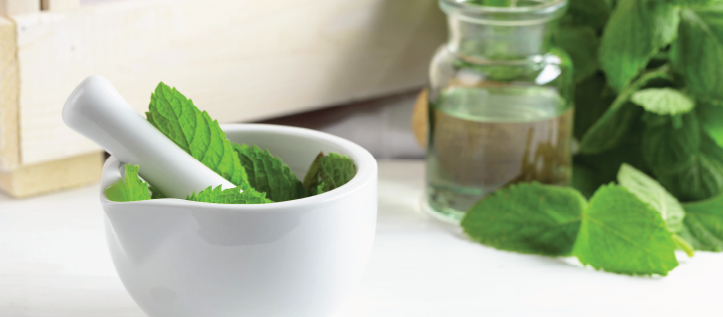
xmin=100 ymin=124 xmax=377 ymax=317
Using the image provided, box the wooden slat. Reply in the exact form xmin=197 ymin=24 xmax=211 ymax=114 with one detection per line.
xmin=0 ymin=0 xmax=39 ymax=16
xmin=14 ymin=0 xmax=446 ymax=166
xmin=0 ymin=17 xmax=18 ymax=171
xmin=0 ymin=152 xmax=103 ymax=198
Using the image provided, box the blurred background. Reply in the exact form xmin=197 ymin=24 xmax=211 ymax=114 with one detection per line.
xmin=0 ymin=0 xmax=445 ymax=199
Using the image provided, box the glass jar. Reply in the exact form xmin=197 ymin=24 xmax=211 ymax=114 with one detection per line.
xmin=426 ymin=0 xmax=573 ymax=222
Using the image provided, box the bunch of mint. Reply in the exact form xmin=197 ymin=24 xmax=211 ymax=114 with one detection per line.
xmin=107 ymin=83 xmax=357 ymax=204
xmin=459 ymin=0 xmax=723 ymax=276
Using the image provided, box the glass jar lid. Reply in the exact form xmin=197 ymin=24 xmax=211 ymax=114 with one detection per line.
xmin=439 ymin=0 xmax=568 ymax=26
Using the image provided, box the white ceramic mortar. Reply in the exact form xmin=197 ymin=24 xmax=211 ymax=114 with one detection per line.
xmin=100 ymin=124 xmax=378 ymax=317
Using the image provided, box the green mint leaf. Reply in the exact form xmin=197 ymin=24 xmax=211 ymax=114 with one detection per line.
xmin=232 ymin=143 xmax=306 ymax=202
xmin=642 ymin=112 xmax=701 ymax=173
xmin=575 ymin=119 xmax=650 ymax=197
xmin=573 ymin=74 xmax=617 ymax=140
xmin=461 ymin=182 xmax=585 ymax=256
xmin=566 ymin=0 xmax=613 ymax=30
xmin=553 ymin=25 xmax=599 ymax=83
xmin=630 ymin=88 xmax=696 ymax=116
xmin=617 ymin=164 xmax=686 ymax=233
xmin=579 ymin=102 xmax=643 ymax=154
xmin=146 ymin=111 xmax=158 ymax=128
xmin=302 ymin=152 xmax=357 ymax=194
xmin=572 ymin=163 xmax=604 ymax=199
xmin=599 ymin=0 xmax=679 ymax=91
xmin=147 ymin=82 xmax=249 ymax=187
xmin=655 ymin=134 xmax=723 ymax=201
xmin=573 ymin=185 xmax=679 ymax=276
xmin=672 ymin=0 xmax=717 ymax=7
xmin=105 ymin=164 xmax=152 ymax=202
xmin=679 ymin=194 xmax=723 ymax=251
xmin=310 ymin=182 xmax=325 ymax=196
xmin=671 ymin=6 xmax=723 ymax=102
xmin=302 ymin=152 xmax=324 ymax=193
xmin=187 ymin=184 xmax=273 ymax=204
xmin=697 ymin=101 xmax=723 ymax=148
xmin=317 ymin=153 xmax=357 ymax=192
xmin=579 ymin=65 xmax=673 ymax=154
xmin=642 ymin=111 xmax=723 ymax=202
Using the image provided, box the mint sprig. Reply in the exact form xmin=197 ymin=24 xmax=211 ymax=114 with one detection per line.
xmin=546 ymin=0 xmax=723 ymax=264
xmin=462 ymin=164 xmax=688 ymax=276
xmin=106 ymin=83 xmax=356 ymax=205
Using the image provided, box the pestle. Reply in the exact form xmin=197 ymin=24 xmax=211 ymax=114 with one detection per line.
xmin=62 ymin=76 xmax=236 ymax=199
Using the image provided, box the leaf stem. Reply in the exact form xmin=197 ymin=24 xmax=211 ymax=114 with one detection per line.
xmin=673 ymin=234 xmax=695 ymax=257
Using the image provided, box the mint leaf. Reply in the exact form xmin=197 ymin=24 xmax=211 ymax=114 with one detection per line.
xmin=147 ymin=82 xmax=249 ymax=187
xmin=697 ymin=101 xmax=723 ymax=147
xmin=187 ymin=184 xmax=272 ymax=204
xmin=679 ymin=194 xmax=723 ymax=251
xmin=671 ymin=6 xmax=723 ymax=102
xmin=672 ymin=0 xmax=718 ymax=7
xmin=320 ymin=153 xmax=357 ymax=191
xmin=631 ymin=88 xmax=696 ymax=115
xmin=599 ymin=0 xmax=680 ymax=91
xmin=309 ymin=182 xmax=325 ymax=196
xmin=617 ymin=164 xmax=685 ymax=233
xmin=579 ymin=66 xmax=673 ymax=154
xmin=303 ymin=153 xmax=357 ymax=193
xmin=575 ymin=120 xmax=650 ymax=195
xmin=105 ymin=164 xmax=152 ymax=202
xmin=572 ymin=163 xmax=604 ymax=199
xmin=673 ymin=0 xmax=717 ymax=7
xmin=553 ymin=25 xmax=599 ymax=83
xmin=573 ymin=185 xmax=679 ymax=276
xmin=642 ymin=112 xmax=701 ymax=172
xmin=579 ymin=102 xmax=643 ymax=154
xmin=573 ymin=74 xmax=616 ymax=140
xmin=232 ymin=143 xmax=306 ymax=202
xmin=655 ymin=134 xmax=723 ymax=201
xmin=302 ymin=152 xmax=324 ymax=193
xmin=461 ymin=182 xmax=585 ymax=256
xmin=566 ymin=0 xmax=613 ymax=30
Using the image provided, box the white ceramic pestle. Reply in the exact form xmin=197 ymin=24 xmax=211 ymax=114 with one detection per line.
xmin=62 ymin=75 xmax=235 ymax=199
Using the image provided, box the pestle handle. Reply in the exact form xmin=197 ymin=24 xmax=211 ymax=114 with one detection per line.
xmin=62 ymin=76 xmax=235 ymax=199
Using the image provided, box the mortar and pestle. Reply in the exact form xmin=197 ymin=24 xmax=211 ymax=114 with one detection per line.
xmin=63 ymin=76 xmax=378 ymax=317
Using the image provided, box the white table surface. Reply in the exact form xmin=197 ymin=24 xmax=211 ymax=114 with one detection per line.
xmin=1 ymin=160 xmax=721 ymax=317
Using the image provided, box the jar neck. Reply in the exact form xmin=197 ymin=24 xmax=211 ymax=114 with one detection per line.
xmin=446 ymin=17 xmax=555 ymax=61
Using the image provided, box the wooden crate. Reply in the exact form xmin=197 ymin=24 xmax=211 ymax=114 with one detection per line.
xmin=0 ymin=0 xmax=446 ymax=198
